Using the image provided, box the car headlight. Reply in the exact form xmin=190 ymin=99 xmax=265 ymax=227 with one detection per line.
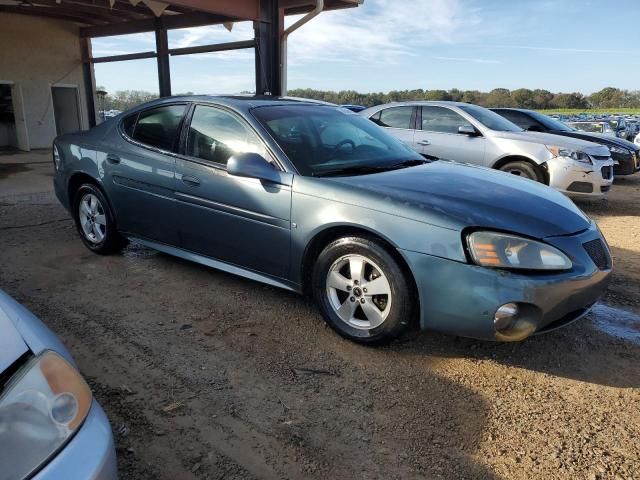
xmin=546 ymin=145 xmax=592 ymax=165
xmin=467 ymin=231 xmax=572 ymax=271
xmin=609 ymin=145 xmax=630 ymax=155
xmin=0 ymin=351 xmax=92 ymax=480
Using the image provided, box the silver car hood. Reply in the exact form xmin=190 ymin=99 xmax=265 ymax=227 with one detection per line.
xmin=492 ymin=131 xmax=611 ymax=155
xmin=0 ymin=302 xmax=29 ymax=374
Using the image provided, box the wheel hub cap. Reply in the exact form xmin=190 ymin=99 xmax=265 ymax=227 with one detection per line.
xmin=326 ymin=254 xmax=392 ymax=330
xmin=79 ymin=193 xmax=106 ymax=244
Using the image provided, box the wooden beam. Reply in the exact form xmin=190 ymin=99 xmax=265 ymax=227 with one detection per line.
xmin=88 ymin=51 xmax=157 ymax=63
xmin=169 ymin=39 xmax=255 ymax=57
xmin=0 ymin=5 xmax=106 ymax=24
xmin=23 ymin=0 xmax=148 ymax=21
xmin=164 ymin=0 xmax=259 ymax=20
xmin=80 ymin=38 xmax=97 ymax=128
xmin=155 ymin=18 xmax=171 ymax=97
xmin=80 ymin=11 xmax=231 ymax=38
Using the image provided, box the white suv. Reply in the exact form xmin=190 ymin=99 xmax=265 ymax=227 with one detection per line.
xmin=360 ymin=101 xmax=614 ymax=198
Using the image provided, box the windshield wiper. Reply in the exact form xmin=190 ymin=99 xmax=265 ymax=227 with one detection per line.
xmin=314 ymin=159 xmax=429 ymax=177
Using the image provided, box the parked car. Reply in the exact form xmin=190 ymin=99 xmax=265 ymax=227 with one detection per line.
xmin=636 ymin=132 xmax=640 ymax=146
xmin=607 ymin=117 xmax=634 ymax=140
xmin=492 ymin=108 xmax=640 ymax=176
xmin=360 ymin=101 xmax=614 ymax=198
xmin=53 ymin=96 xmax=611 ymax=344
xmin=340 ymin=104 xmax=367 ymax=113
xmin=0 ymin=290 xmax=117 ymax=480
xmin=564 ymin=121 xmax=616 ymax=137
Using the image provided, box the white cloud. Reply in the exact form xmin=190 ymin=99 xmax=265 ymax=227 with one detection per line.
xmin=433 ymin=56 xmax=500 ymax=64
xmin=284 ymin=0 xmax=490 ymax=65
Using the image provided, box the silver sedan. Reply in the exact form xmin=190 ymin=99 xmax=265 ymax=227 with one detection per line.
xmin=0 ymin=290 xmax=117 ymax=480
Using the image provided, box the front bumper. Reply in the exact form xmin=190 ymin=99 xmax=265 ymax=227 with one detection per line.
xmin=33 ymin=401 xmax=118 ymax=480
xmin=547 ymin=156 xmax=614 ymax=198
xmin=400 ymin=225 xmax=612 ymax=341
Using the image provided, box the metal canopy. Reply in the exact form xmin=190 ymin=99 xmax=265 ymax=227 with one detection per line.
xmin=0 ymin=0 xmax=362 ymax=125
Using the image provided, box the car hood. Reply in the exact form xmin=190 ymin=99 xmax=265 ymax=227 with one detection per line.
xmin=330 ymin=161 xmax=591 ymax=238
xmin=0 ymin=301 xmax=29 ymax=374
xmin=0 ymin=290 xmax=73 ymax=369
xmin=550 ymin=130 xmax=640 ymax=151
xmin=492 ymin=130 xmax=610 ymax=155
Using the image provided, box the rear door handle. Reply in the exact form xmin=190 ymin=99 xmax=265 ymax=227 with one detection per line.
xmin=417 ymin=140 xmax=431 ymax=146
xmin=106 ymin=154 xmax=121 ymax=164
xmin=181 ymin=175 xmax=201 ymax=187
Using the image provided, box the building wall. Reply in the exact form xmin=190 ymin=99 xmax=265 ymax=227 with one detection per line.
xmin=0 ymin=13 xmax=95 ymax=150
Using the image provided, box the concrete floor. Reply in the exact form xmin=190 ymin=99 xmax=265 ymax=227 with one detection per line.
xmin=0 ymin=149 xmax=55 ymax=198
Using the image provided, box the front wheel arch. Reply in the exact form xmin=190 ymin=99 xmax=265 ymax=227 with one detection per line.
xmin=492 ymin=156 xmax=549 ymax=185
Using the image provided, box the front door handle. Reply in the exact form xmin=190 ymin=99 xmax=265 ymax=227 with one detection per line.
xmin=417 ymin=140 xmax=431 ymax=146
xmin=181 ymin=175 xmax=201 ymax=187
xmin=106 ymin=154 xmax=121 ymax=164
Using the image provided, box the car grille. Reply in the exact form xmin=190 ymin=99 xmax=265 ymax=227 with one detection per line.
xmin=591 ymin=154 xmax=611 ymax=162
xmin=583 ymin=238 xmax=611 ymax=270
xmin=601 ymin=165 xmax=613 ymax=179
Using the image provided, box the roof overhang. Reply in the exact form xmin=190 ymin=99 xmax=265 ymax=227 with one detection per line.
xmin=0 ymin=0 xmax=363 ymax=37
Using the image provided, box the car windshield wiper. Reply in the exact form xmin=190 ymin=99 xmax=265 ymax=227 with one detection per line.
xmin=314 ymin=159 xmax=428 ymax=177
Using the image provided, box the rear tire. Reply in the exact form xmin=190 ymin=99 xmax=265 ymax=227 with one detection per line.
xmin=312 ymin=236 xmax=413 ymax=345
xmin=72 ymin=183 xmax=126 ymax=255
xmin=499 ymin=160 xmax=544 ymax=183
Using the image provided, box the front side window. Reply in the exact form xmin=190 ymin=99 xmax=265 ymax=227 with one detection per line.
xmin=421 ymin=106 xmax=474 ymax=134
xmin=371 ymin=106 xmax=414 ymax=129
xmin=131 ymin=104 xmax=186 ymax=152
xmin=253 ymin=105 xmax=423 ymax=177
xmin=186 ymin=105 xmax=266 ymax=166
xmin=458 ymin=104 xmax=523 ymax=132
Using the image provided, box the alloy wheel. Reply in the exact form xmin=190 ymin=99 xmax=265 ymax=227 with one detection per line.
xmin=78 ymin=193 xmax=107 ymax=244
xmin=325 ymin=254 xmax=392 ymax=330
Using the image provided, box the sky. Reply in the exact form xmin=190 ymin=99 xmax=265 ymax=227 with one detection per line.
xmin=92 ymin=0 xmax=640 ymax=95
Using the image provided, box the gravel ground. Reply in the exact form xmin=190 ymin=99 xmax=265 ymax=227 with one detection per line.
xmin=0 ymin=156 xmax=639 ymax=479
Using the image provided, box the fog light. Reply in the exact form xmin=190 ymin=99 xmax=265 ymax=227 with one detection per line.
xmin=494 ymin=303 xmax=519 ymax=332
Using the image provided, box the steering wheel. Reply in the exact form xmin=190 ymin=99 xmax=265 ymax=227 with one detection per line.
xmin=331 ymin=139 xmax=356 ymax=155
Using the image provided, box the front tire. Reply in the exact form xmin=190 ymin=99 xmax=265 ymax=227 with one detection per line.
xmin=73 ymin=184 xmax=126 ymax=255
xmin=312 ymin=236 xmax=413 ymax=345
xmin=499 ymin=160 xmax=544 ymax=183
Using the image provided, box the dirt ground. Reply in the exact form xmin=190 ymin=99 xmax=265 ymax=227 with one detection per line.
xmin=1 ymin=151 xmax=639 ymax=480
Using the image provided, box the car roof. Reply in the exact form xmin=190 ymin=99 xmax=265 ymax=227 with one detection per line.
xmin=130 ymin=94 xmax=337 ymax=113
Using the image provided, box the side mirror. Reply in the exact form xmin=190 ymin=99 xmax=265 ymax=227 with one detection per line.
xmin=458 ymin=125 xmax=478 ymax=136
xmin=227 ymin=152 xmax=291 ymax=185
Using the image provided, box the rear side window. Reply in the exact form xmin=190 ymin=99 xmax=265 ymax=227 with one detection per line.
xmin=121 ymin=113 xmax=137 ymax=137
xmin=371 ymin=106 xmax=414 ymax=129
xmin=131 ymin=104 xmax=186 ymax=152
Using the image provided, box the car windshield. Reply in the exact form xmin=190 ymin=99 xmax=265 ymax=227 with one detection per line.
xmin=252 ymin=105 xmax=424 ymax=177
xmin=458 ymin=104 xmax=523 ymax=132
xmin=567 ymin=122 xmax=603 ymax=133
xmin=525 ymin=110 xmax=574 ymax=132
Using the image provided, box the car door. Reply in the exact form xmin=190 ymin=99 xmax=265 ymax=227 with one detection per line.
xmin=102 ymin=103 xmax=187 ymax=245
xmin=368 ymin=106 xmax=417 ymax=151
xmin=174 ymin=104 xmax=292 ymax=279
xmin=414 ymin=106 xmax=486 ymax=165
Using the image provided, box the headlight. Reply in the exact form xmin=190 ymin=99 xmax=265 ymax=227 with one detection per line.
xmin=52 ymin=145 xmax=62 ymax=171
xmin=609 ymin=146 xmax=630 ymax=155
xmin=546 ymin=145 xmax=592 ymax=165
xmin=0 ymin=351 xmax=92 ymax=480
xmin=467 ymin=231 xmax=572 ymax=271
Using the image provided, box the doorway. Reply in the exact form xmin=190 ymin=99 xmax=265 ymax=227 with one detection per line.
xmin=0 ymin=83 xmax=18 ymax=152
xmin=51 ymin=85 xmax=81 ymax=136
